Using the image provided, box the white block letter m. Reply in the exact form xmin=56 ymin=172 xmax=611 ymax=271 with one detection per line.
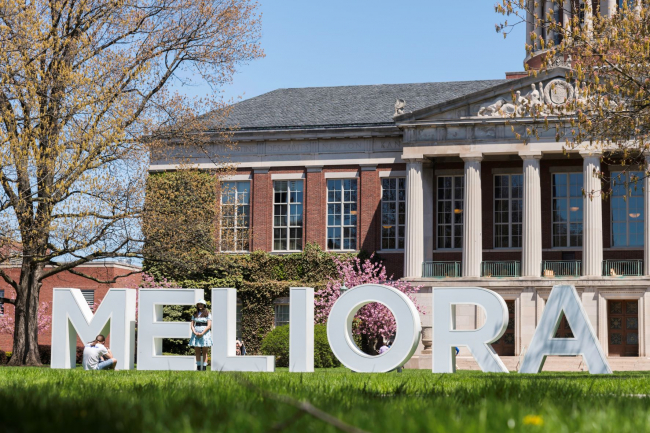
xmin=51 ymin=288 xmax=136 ymax=370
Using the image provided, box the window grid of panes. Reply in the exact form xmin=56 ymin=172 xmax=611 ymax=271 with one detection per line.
xmin=327 ymin=179 xmax=357 ymax=250
xmin=611 ymin=171 xmax=644 ymax=247
xmin=273 ymin=180 xmax=303 ymax=251
xmin=437 ymin=176 xmax=464 ymax=249
xmin=220 ymin=181 xmax=250 ymax=252
xmin=274 ymin=304 xmax=290 ymax=328
xmin=552 ymin=173 xmax=584 ymax=247
xmin=381 ymin=178 xmax=406 ymax=250
xmin=494 ymin=174 xmax=523 ymax=248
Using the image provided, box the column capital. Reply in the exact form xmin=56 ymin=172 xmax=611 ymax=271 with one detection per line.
xmin=460 ymin=154 xmax=483 ymax=162
xmin=519 ymin=151 xmax=542 ymax=160
xmin=579 ymin=149 xmax=603 ymax=159
xmin=359 ymin=164 xmax=377 ymax=171
xmin=253 ymin=167 xmax=270 ymax=174
xmin=306 ymin=165 xmax=323 ymax=173
xmin=403 ymin=158 xmax=427 ymax=164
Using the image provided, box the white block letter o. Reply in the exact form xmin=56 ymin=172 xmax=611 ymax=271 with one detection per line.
xmin=327 ymin=284 xmax=422 ymax=373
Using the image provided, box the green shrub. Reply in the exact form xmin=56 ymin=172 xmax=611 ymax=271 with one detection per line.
xmin=260 ymin=323 xmax=340 ymax=368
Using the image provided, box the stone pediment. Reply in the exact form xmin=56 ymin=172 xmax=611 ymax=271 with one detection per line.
xmin=393 ymin=68 xmax=575 ymax=123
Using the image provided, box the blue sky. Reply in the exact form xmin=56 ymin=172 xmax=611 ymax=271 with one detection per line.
xmin=180 ymin=0 xmax=526 ymax=103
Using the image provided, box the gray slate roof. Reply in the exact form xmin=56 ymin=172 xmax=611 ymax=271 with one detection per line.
xmin=213 ymin=79 xmax=509 ymax=131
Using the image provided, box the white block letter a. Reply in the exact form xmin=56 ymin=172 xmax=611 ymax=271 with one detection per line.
xmin=520 ymin=285 xmax=611 ymax=374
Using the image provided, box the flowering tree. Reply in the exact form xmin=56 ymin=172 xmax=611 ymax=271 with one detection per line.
xmin=315 ymin=256 xmax=424 ymax=353
xmin=0 ymin=301 xmax=51 ymax=337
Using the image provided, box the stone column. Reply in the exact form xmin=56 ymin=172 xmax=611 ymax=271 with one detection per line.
xmin=462 ymin=156 xmax=483 ymax=277
xmin=521 ymin=154 xmax=543 ymax=277
xmin=602 ymin=0 xmax=617 ymax=17
xmin=526 ymin=0 xmax=535 ymax=46
xmin=404 ymin=159 xmax=424 ymax=278
xmin=581 ymin=151 xmax=603 ymax=276
xmin=644 ymin=154 xmax=650 ymax=275
xmin=422 ymin=163 xmax=435 ymax=262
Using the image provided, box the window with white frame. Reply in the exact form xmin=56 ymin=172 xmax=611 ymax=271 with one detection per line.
xmin=381 ymin=178 xmax=406 ymax=250
xmin=220 ymin=181 xmax=250 ymax=252
xmin=552 ymin=173 xmax=583 ymax=247
xmin=494 ymin=174 xmax=523 ymax=248
xmin=327 ymin=179 xmax=357 ymax=250
xmin=274 ymin=304 xmax=289 ymax=328
xmin=81 ymin=290 xmax=95 ymax=311
xmin=0 ymin=289 xmax=4 ymax=315
xmin=437 ymin=175 xmax=464 ymax=249
xmin=273 ymin=180 xmax=303 ymax=251
xmin=611 ymin=171 xmax=644 ymax=247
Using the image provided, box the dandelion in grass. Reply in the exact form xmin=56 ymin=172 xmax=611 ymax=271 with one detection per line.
xmin=523 ymin=415 xmax=544 ymax=426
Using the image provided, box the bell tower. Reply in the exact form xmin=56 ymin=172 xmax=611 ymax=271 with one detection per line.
xmin=524 ymin=1 xmax=620 ymax=70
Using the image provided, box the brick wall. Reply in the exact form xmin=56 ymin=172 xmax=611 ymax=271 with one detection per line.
xmin=244 ymin=164 xmax=406 ymax=277
xmin=0 ymin=264 xmax=142 ymax=351
xmin=251 ymin=169 xmax=272 ymax=251
xmin=305 ymin=168 xmax=326 ymax=249
xmin=360 ymin=168 xmax=380 ymax=252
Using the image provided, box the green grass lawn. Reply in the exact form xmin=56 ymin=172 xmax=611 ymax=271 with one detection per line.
xmin=1 ymin=367 xmax=650 ymax=433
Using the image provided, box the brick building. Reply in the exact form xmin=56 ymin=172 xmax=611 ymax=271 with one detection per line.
xmin=151 ymin=2 xmax=650 ymax=368
xmin=0 ymin=262 xmax=141 ymax=351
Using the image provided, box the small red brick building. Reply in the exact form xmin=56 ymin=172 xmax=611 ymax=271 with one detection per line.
xmin=0 ymin=261 xmax=141 ymax=351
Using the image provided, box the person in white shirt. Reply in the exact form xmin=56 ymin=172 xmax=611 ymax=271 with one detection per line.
xmin=82 ymin=334 xmax=117 ymax=370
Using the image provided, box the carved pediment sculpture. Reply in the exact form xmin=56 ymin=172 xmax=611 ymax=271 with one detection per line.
xmin=477 ymin=79 xmax=579 ymax=118
xmin=394 ymin=99 xmax=406 ymax=117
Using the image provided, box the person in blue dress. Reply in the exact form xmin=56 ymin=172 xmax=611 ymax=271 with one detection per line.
xmin=189 ymin=299 xmax=212 ymax=371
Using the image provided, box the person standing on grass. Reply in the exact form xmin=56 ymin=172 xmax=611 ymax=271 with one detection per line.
xmin=82 ymin=334 xmax=117 ymax=371
xmin=190 ymin=300 xmax=213 ymax=371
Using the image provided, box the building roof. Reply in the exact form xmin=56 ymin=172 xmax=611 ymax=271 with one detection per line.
xmin=212 ymin=79 xmax=509 ymax=131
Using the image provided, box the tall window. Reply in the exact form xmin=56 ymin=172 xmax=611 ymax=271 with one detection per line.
xmin=274 ymin=304 xmax=290 ymax=328
xmin=273 ymin=180 xmax=303 ymax=251
xmin=552 ymin=173 xmax=583 ymax=247
xmin=327 ymin=179 xmax=357 ymax=250
xmin=381 ymin=178 xmax=406 ymax=250
xmin=494 ymin=174 xmax=523 ymax=248
xmin=611 ymin=171 xmax=644 ymax=247
xmin=0 ymin=290 xmax=4 ymax=315
xmin=221 ymin=181 xmax=250 ymax=252
xmin=437 ymin=176 xmax=464 ymax=249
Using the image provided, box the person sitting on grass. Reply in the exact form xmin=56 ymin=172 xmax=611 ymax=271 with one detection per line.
xmin=82 ymin=334 xmax=117 ymax=371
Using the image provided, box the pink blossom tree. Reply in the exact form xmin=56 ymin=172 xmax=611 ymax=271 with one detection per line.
xmin=0 ymin=301 xmax=51 ymax=337
xmin=315 ymin=255 xmax=424 ymax=353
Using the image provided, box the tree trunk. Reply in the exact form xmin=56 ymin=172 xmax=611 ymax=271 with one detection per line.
xmin=7 ymin=265 xmax=43 ymax=366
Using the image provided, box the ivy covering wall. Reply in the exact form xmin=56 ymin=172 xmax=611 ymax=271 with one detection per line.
xmin=144 ymin=172 xmax=374 ymax=355
xmin=148 ymin=244 xmax=368 ymax=355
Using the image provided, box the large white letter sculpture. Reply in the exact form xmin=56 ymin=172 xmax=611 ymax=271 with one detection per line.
xmin=211 ymin=288 xmax=274 ymax=372
xmin=327 ymin=284 xmax=421 ymax=373
xmin=290 ymin=287 xmax=314 ymax=372
xmin=138 ymin=289 xmax=202 ymax=370
xmin=520 ymin=285 xmax=611 ymax=374
xmin=51 ymin=288 xmax=136 ymax=370
xmin=432 ymin=287 xmax=509 ymax=373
